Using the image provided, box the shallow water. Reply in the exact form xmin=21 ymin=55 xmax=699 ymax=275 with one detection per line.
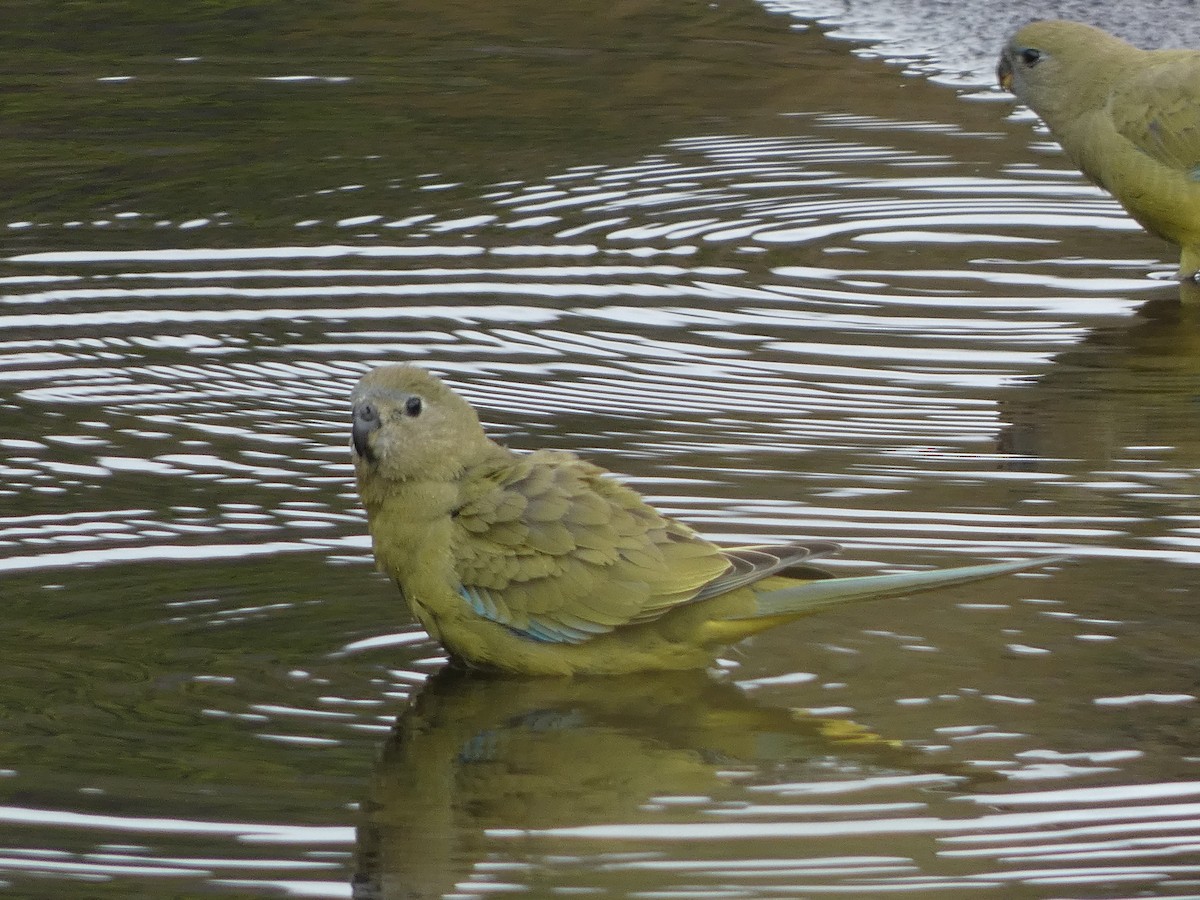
xmin=3 ymin=2 xmax=1200 ymax=898
xmin=764 ymin=0 xmax=1200 ymax=85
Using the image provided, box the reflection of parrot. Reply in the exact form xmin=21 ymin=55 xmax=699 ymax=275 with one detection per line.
xmin=351 ymin=365 xmax=1056 ymax=675
xmin=353 ymin=668 xmax=981 ymax=900
xmin=998 ymin=20 xmax=1200 ymax=281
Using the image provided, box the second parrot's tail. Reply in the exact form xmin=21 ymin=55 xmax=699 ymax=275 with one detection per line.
xmin=704 ymin=556 xmax=1063 ymax=643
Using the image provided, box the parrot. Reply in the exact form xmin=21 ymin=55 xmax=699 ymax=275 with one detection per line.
xmin=350 ymin=364 xmax=1059 ymax=676
xmin=998 ymin=19 xmax=1200 ymax=282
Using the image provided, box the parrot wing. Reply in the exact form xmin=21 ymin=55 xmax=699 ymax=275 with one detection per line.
xmin=1108 ymin=52 xmax=1200 ymax=176
xmin=451 ymin=451 xmax=821 ymax=644
xmin=689 ymin=541 xmax=840 ymax=602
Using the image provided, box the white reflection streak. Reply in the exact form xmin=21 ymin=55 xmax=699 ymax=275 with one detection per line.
xmin=489 ymin=799 xmax=1200 ymax=841
xmin=961 ymin=781 xmax=1200 ymax=807
xmin=0 ymin=855 xmax=209 ymax=877
xmin=766 ymin=340 xmax=1053 ymax=365
xmin=337 ymin=631 xmax=430 ymax=653
xmin=0 ymin=805 xmax=352 ymax=843
xmin=590 ymin=304 xmax=1080 ymax=335
xmin=112 ymin=264 xmax=742 ymax=280
xmin=602 ymin=856 xmax=912 ymax=872
xmin=1 ymin=281 xmax=686 ymax=306
xmin=859 ymin=268 xmax=1165 ymax=293
xmin=0 ymin=305 xmax=568 ymax=333
xmin=0 ymin=534 xmax=371 ymax=573
xmin=7 ymin=246 xmax=487 ymax=263
xmin=752 ymin=212 xmax=1141 ymax=243
xmin=212 ymin=879 xmax=352 ymax=898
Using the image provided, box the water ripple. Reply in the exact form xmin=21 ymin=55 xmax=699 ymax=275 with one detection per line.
xmin=2 ymin=85 xmax=1194 ymax=899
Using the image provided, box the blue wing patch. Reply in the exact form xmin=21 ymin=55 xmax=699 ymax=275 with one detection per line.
xmin=459 ymin=583 xmax=503 ymax=620
xmin=457 ymin=584 xmax=607 ymax=645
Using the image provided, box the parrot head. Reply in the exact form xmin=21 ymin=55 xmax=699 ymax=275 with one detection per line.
xmin=350 ymin=365 xmax=487 ymax=483
xmin=998 ymin=20 xmax=1131 ymax=118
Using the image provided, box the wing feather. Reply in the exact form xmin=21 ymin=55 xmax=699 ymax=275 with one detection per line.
xmin=452 ymin=450 xmax=728 ymax=643
xmin=690 ymin=541 xmax=840 ymax=602
xmin=1108 ymin=53 xmax=1200 ymax=174
xmin=450 ymin=450 xmax=843 ymax=645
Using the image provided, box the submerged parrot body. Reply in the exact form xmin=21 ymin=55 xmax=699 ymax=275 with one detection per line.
xmin=351 ymin=365 xmax=1054 ymax=676
xmin=998 ymin=20 xmax=1200 ymax=280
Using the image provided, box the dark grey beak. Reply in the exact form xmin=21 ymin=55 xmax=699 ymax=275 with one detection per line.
xmin=352 ymin=401 xmax=381 ymax=461
xmin=997 ymin=53 xmax=1013 ymax=92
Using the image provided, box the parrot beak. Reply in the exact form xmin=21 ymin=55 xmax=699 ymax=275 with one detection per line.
xmin=352 ymin=401 xmax=381 ymax=461
xmin=997 ymin=53 xmax=1013 ymax=92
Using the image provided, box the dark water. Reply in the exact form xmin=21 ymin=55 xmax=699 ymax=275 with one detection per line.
xmin=3 ymin=2 xmax=1200 ymax=898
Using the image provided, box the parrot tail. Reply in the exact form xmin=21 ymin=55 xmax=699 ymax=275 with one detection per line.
xmin=704 ymin=556 xmax=1066 ymax=644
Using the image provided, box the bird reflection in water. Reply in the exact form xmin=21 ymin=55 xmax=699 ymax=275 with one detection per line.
xmin=999 ymin=295 xmax=1200 ymax=469
xmin=351 ymin=667 xmax=979 ymax=900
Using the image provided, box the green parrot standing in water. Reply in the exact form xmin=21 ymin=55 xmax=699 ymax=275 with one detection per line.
xmin=998 ymin=20 xmax=1200 ymax=283
xmin=351 ymin=365 xmax=1057 ymax=676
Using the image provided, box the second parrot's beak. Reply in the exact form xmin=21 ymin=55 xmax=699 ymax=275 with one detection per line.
xmin=997 ymin=53 xmax=1013 ymax=92
xmin=352 ymin=401 xmax=381 ymax=462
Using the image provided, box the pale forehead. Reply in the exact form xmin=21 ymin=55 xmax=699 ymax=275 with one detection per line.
xmin=1010 ymin=20 xmax=1114 ymax=50
xmin=353 ymin=364 xmax=448 ymax=400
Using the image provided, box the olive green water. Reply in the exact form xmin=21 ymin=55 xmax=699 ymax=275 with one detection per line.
xmin=3 ymin=2 xmax=1200 ymax=898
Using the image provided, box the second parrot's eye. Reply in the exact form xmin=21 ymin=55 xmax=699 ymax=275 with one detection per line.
xmin=404 ymin=396 xmax=423 ymax=417
xmin=1019 ymin=48 xmax=1042 ymax=67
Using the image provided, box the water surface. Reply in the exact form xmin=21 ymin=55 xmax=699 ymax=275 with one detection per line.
xmin=3 ymin=1 xmax=1200 ymax=898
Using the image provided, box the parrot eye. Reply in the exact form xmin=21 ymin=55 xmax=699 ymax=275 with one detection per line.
xmin=404 ymin=396 xmax=423 ymax=417
xmin=1019 ymin=48 xmax=1042 ymax=67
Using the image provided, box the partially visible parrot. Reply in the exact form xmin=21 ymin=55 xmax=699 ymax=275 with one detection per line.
xmin=350 ymin=365 xmax=1059 ymax=676
xmin=998 ymin=20 xmax=1200 ymax=282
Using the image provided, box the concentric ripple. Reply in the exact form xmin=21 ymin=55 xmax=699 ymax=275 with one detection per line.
xmin=3 ymin=27 xmax=1200 ymax=900
xmin=0 ymin=114 xmax=1176 ymax=571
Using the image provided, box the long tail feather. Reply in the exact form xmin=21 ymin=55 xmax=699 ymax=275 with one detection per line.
xmin=742 ymin=556 xmax=1067 ymax=620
